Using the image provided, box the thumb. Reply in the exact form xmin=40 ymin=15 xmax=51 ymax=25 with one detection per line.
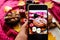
xmin=20 ymin=20 xmax=28 ymax=33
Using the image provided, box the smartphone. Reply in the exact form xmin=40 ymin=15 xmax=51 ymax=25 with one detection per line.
xmin=28 ymin=4 xmax=48 ymax=40
xmin=26 ymin=0 xmax=32 ymax=11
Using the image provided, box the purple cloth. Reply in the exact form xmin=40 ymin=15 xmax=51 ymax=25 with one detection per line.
xmin=49 ymin=1 xmax=60 ymax=23
xmin=0 ymin=0 xmax=19 ymax=40
xmin=0 ymin=0 xmax=60 ymax=40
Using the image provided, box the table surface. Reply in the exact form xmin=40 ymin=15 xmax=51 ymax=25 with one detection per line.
xmin=49 ymin=27 xmax=60 ymax=40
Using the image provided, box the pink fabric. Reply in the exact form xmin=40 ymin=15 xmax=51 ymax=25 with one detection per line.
xmin=0 ymin=0 xmax=60 ymax=40
xmin=39 ymin=0 xmax=51 ymax=3
xmin=44 ymin=0 xmax=51 ymax=2
xmin=0 ymin=0 xmax=19 ymax=40
xmin=39 ymin=0 xmax=60 ymax=23
xmin=0 ymin=20 xmax=9 ymax=40
xmin=49 ymin=1 xmax=60 ymax=23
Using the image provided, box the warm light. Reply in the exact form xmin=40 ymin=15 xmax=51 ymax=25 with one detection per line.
xmin=44 ymin=1 xmax=54 ymax=8
xmin=18 ymin=1 xmax=25 ymax=6
xmin=4 ymin=6 xmax=12 ymax=12
xmin=48 ymin=32 xmax=56 ymax=40
xmin=34 ymin=0 xmax=39 ymax=3
xmin=11 ymin=10 xmax=16 ymax=13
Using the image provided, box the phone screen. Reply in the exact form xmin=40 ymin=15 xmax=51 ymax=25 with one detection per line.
xmin=28 ymin=5 xmax=48 ymax=34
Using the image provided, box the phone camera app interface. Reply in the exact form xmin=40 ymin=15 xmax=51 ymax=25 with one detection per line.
xmin=29 ymin=10 xmax=47 ymax=34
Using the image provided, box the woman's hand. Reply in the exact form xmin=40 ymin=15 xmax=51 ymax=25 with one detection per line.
xmin=15 ymin=20 xmax=28 ymax=40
